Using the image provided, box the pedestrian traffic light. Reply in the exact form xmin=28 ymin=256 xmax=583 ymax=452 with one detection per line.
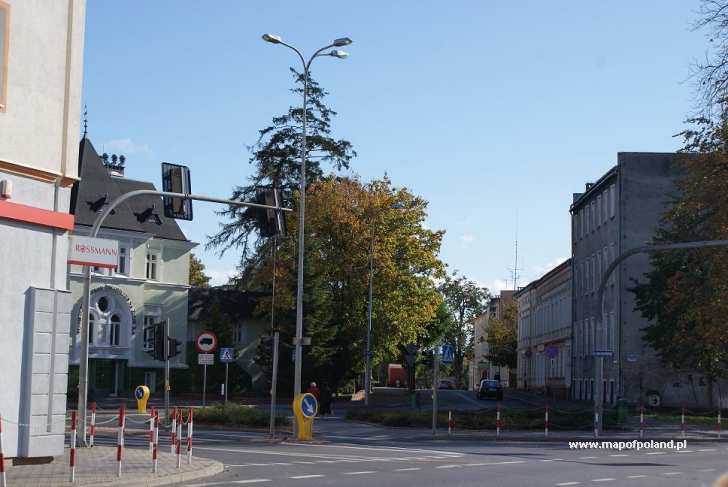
xmin=147 ymin=322 xmax=164 ymax=361
xmin=255 ymin=187 xmax=286 ymax=238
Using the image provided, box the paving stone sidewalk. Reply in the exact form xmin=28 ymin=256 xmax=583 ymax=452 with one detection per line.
xmin=4 ymin=445 xmax=223 ymax=487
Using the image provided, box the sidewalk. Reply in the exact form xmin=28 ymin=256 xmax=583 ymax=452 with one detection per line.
xmin=5 ymin=446 xmax=223 ymax=487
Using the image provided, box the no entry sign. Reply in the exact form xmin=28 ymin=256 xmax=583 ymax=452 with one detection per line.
xmin=195 ymin=331 xmax=218 ymax=353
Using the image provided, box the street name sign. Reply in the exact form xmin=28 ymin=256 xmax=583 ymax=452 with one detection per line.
xmin=592 ymin=350 xmax=614 ymax=357
xmin=195 ymin=331 xmax=218 ymax=353
xmin=198 ymin=353 xmax=214 ymax=365
xmin=68 ymin=235 xmax=119 ymax=268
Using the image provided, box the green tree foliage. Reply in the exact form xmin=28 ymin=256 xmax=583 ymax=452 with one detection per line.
xmin=485 ymin=301 xmax=518 ymax=369
xmin=438 ymin=273 xmax=489 ymax=388
xmin=207 ymin=69 xmax=355 ymax=266
xmin=189 ymin=253 xmax=211 ymax=288
xmin=252 ymin=176 xmax=445 ymax=391
xmin=631 ymin=1 xmax=728 ymax=405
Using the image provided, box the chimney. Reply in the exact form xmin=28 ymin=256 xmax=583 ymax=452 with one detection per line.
xmin=103 ymin=153 xmax=126 ymax=177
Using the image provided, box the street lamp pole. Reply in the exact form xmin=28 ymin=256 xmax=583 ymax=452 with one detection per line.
xmin=261 ymin=34 xmax=351 ymax=399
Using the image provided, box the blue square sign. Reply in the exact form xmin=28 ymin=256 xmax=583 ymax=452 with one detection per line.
xmin=219 ymin=347 xmax=235 ymax=363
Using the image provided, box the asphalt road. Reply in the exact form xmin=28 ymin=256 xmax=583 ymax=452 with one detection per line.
xmin=88 ymin=416 xmax=728 ymax=487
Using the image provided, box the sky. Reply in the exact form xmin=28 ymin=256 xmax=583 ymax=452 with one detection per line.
xmin=82 ymin=1 xmax=708 ymax=291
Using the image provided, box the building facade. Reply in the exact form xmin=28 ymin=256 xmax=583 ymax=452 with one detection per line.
xmin=0 ymin=0 xmax=86 ymax=458
xmin=67 ymin=139 xmax=195 ymax=396
xmin=470 ymin=290 xmax=515 ymax=390
xmin=569 ymin=152 xmax=721 ymax=407
xmin=515 ymin=259 xmax=572 ymax=398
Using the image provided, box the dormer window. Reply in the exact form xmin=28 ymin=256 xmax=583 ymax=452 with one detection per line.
xmin=136 ymin=206 xmax=162 ymax=225
xmin=146 ymin=249 xmax=160 ymax=280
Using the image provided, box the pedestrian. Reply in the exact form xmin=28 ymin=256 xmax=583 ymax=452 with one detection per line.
xmin=320 ymin=383 xmax=332 ymax=415
xmin=306 ymin=382 xmax=320 ymax=402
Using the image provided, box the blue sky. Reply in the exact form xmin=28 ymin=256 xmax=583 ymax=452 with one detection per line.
xmin=82 ymin=1 xmax=707 ymax=290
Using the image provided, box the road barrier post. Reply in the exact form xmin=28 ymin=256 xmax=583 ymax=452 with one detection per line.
xmin=171 ymin=407 xmax=177 ymax=454
xmin=89 ymin=402 xmax=96 ymax=448
xmin=152 ymin=411 xmax=159 ymax=473
xmin=717 ymin=409 xmax=722 ymax=439
xmin=148 ymin=408 xmax=155 ymax=452
xmin=117 ymin=405 xmax=125 ymax=478
xmin=69 ymin=410 xmax=77 ymax=483
xmin=176 ymin=410 xmax=182 ymax=469
xmin=187 ymin=408 xmax=193 ymax=465
xmin=681 ymin=406 xmax=686 ymax=439
xmin=448 ymin=410 xmax=453 ymax=437
xmin=594 ymin=410 xmax=599 ymax=439
xmin=496 ymin=403 xmax=501 ymax=439
xmin=544 ymin=405 xmax=549 ymax=438
xmin=639 ymin=404 xmax=645 ymax=439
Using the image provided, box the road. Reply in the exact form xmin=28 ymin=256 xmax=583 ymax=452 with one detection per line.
xmin=88 ymin=416 xmax=727 ymax=486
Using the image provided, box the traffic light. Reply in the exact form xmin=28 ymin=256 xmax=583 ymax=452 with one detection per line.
xmin=167 ymin=337 xmax=182 ymax=359
xmin=255 ymin=187 xmax=286 ymax=238
xmin=150 ymin=322 xmax=165 ymax=361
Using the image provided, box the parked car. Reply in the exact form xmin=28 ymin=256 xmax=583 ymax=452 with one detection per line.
xmin=438 ymin=379 xmax=455 ymax=389
xmin=477 ymin=379 xmax=503 ymax=400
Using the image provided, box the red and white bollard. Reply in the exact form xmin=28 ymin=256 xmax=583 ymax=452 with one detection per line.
xmin=681 ymin=406 xmax=686 ymax=439
xmin=117 ymin=405 xmax=125 ymax=477
xmin=170 ymin=407 xmax=177 ymax=454
xmin=149 ymin=408 xmax=155 ymax=452
xmin=544 ymin=405 xmax=549 ymax=438
xmin=152 ymin=411 xmax=159 ymax=473
xmin=447 ymin=410 xmax=453 ymax=437
xmin=69 ymin=410 xmax=77 ymax=482
xmin=496 ymin=403 xmax=502 ymax=439
xmin=89 ymin=402 xmax=96 ymax=448
xmin=1 ymin=415 xmax=7 ymax=487
xmin=176 ymin=410 xmax=182 ymax=469
xmin=594 ymin=410 xmax=599 ymax=439
xmin=187 ymin=408 xmax=194 ymax=465
xmin=639 ymin=404 xmax=645 ymax=439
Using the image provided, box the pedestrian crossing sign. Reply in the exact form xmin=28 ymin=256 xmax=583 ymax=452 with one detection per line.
xmin=441 ymin=345 xmax=454 ymax=364
xmin=219 ymin=347 xmax=235 ymax=363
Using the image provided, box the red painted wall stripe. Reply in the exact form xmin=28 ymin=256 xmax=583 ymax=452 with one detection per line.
xmin=0 ymin=200 xmax=74 ymax=231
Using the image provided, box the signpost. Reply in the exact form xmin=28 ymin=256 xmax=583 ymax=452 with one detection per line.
xmin=219 ymin=347 xmax=235 ymax=404
xmin=196 ymin=332 xmax=218 ymax=407
xmin=432 ymin=346 xmax=440 ymax=435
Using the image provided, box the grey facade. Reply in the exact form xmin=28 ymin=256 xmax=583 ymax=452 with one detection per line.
xmin=570 ymin=152 xmax=721 ymax=407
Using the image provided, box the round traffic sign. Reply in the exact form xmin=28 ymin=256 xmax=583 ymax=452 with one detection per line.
xmin=134 ymin=386 xmax=145 ymax=400
xmin=300 ymin=393 xmax=318 ymax=418
xmin=195 ymin=331 xmax=218 ymax=353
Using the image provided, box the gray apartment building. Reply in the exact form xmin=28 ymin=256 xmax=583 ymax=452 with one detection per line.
xmin=570 ymin=152 xmax=719 ymax=408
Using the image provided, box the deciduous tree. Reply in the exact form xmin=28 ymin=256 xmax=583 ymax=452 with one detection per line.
xmin=486 ymin=301 xmax=518 ymax=369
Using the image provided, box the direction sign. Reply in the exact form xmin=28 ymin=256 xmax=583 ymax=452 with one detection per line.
xmin=195 ymin=331 xmax=218 ymax=353
xmin=441 ymin=345 xmax=454 ymax=364
xmin=198 ymin=353 xmax=214 ymax=365
xmin=592 ymin=350 xmax=614 ymax=357
xmin=300 ymin=393 xmax=318 ymax=418
xmin=219 ymin=347 xmax=235 ymax=363
xmin=545 ymin=345 xmax=558 ymax=359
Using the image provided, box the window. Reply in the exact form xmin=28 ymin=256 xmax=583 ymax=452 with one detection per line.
xmin=590 ymin=201 xmax=595 ymax=232
xmin=0 ymin=2 xmax=8 ymax=111
xmin=146 ymin=250 xmax=160 ymax=280
xmin=88 ymin=314 xmax=95 ymax=344
xmin=580 ymin=210 xmax=585 ymax=238
xmin=143 ymin=308 xmax=162 ymax=351
xmin=603 ymin=190 xmax=609 ymax=223
xmin=117 ymin=246 xmax=128 ymax=276
xmin=596 ymin=195 xmax=601 ymax=227
xmin=596 ymin=253 xmax=601 ymax=287
xmin=109 ymin=314 xmax=120 ymax=346
xmin=609 ymin=184 xmax=616 ymax=218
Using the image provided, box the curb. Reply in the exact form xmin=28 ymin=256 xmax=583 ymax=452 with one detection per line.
xmin=82 ymin=460 xmax=224 ymax=487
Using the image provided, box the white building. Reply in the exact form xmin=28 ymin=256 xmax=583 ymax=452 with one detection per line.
xmin=68 ymin=139 xmax=195 ymax=396
xmin=0 ymin=0 xmax=86 ymax=458
xmin=515 ymin=259 xmax=572 ymax=398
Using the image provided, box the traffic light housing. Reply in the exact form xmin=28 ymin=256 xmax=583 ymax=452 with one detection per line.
xmin=152 ymin=322 xmax=165 ymax=361
xmin=167 ymin=337 xmax=182 ymax=359
xmin=255 ymin=187 xmax=286 ymax=238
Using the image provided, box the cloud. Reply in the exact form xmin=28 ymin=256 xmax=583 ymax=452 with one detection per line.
xmin=459 ymin=233 xmax=475 ymax=244
xmin=207 ymin=269 xmax=236 ymax=287
xmin=103 ymin=138 xmax=151 ymax=155
xmin=486 ymin=279 xmax=509 ymax=294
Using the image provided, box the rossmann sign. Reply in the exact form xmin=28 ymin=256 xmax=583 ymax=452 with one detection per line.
xmin=68 ymin=236 xmax=119 ymax=268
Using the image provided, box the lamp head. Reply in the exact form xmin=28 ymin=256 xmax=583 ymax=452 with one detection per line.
xmin=262 ymin=33 xmax=282 ymax=44
xmin=333 ymin=37 xmax=353 ymax=47
xmin=330 ymin=50 xmax=349 ymax=59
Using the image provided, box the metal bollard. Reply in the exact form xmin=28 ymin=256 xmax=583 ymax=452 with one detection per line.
xmin=639 ymin=404 xmax=645 ymax=439
xmin=69 ymin=411 xmax=77 ymax=483
xmin=171 ymin=407 xmax=177 ymax=454
xmin=89 ymin=402 xmax=96 ymax=448
xmin=681 ymin=407 xmax=686 ymax=439
xmin=149 ymin=408 xmax=155 ymax=452
xmin=544 ymin=405 xmax=549 ymax=438
xmin=187 ymin=408 xmax=194 ymax=465
xmin=176 ymin=410 xmax=182 ymax=469
xmin=152 ymin=411 xmax=159 ymax=473
xmin=594 ymin=411 xmax=599 ymax=439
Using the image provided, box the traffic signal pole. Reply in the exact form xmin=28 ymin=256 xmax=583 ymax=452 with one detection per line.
xmin=76 ymin=188 xmax=291 ymax=441
xmin=432 ymin=348 xmax=439 ymax=436
xmin=165 ymin=318 xmax=170 ymax=421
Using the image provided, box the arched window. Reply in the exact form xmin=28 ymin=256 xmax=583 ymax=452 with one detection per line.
xmin=110 ymin=314 xmax=120 ymax=346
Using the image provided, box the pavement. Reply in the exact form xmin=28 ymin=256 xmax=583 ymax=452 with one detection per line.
xmin=4 ymin=445 xmax=223 ymax=486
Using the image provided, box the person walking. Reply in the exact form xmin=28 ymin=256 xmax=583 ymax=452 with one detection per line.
xmin=306 ymin=382 xmax=321 ymax=402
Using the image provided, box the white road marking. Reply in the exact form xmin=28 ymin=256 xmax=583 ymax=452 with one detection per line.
xmin=698 ymin=468 xmax=716 ymax=472
xmin=697 ymin=448 xmax=716 ymax=452
xmin=343 ymin=471 xmax=376 ymax=475
xmin=646 ymin=451 xmax=666 ymax=455
xmin=608 ymin=454 xmax=628 ymax=457
xmin=579 ymin=456 xmax=597 ymax=459
xmin=677 ymin=450 xmax=694 ymax=453
xmin=395 ymin=467 xmax=421 ymax=471
xmin=591 ymin=479 xmax=615 ymax=482
xmin=627 ymin=475 xmax=647 ymax=479
xmin=282 ymin=442 xmax=462 ymax=457
xmin=556 ymin=483 xmax=582 ymax=486
xmin=663 ymin=472 xmax=682 ymax=476
xmin=234 ymin=481 xmax=272 ymax=485
xmin=295 ymin=461 xmax=316 ymax=464
xmin=290 ymin=475 xmax=325 ymax=480
xmin=435 ymin=465 xmax=459 ymax=469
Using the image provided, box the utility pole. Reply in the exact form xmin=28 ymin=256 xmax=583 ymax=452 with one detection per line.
xmin=164 ymin=318 xmax=170 ymax=421
xmin=432 ymin=347 xmax=440 ymax=435
xmin=269 ymin=235 xmax=280 ymax=437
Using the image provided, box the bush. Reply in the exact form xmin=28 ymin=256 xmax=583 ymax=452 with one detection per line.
xmin=194 ymin=404 xmax=289 ymax=428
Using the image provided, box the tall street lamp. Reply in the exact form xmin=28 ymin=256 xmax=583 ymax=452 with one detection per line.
xmin=262 ymin=34 xmax=352 ymax=399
